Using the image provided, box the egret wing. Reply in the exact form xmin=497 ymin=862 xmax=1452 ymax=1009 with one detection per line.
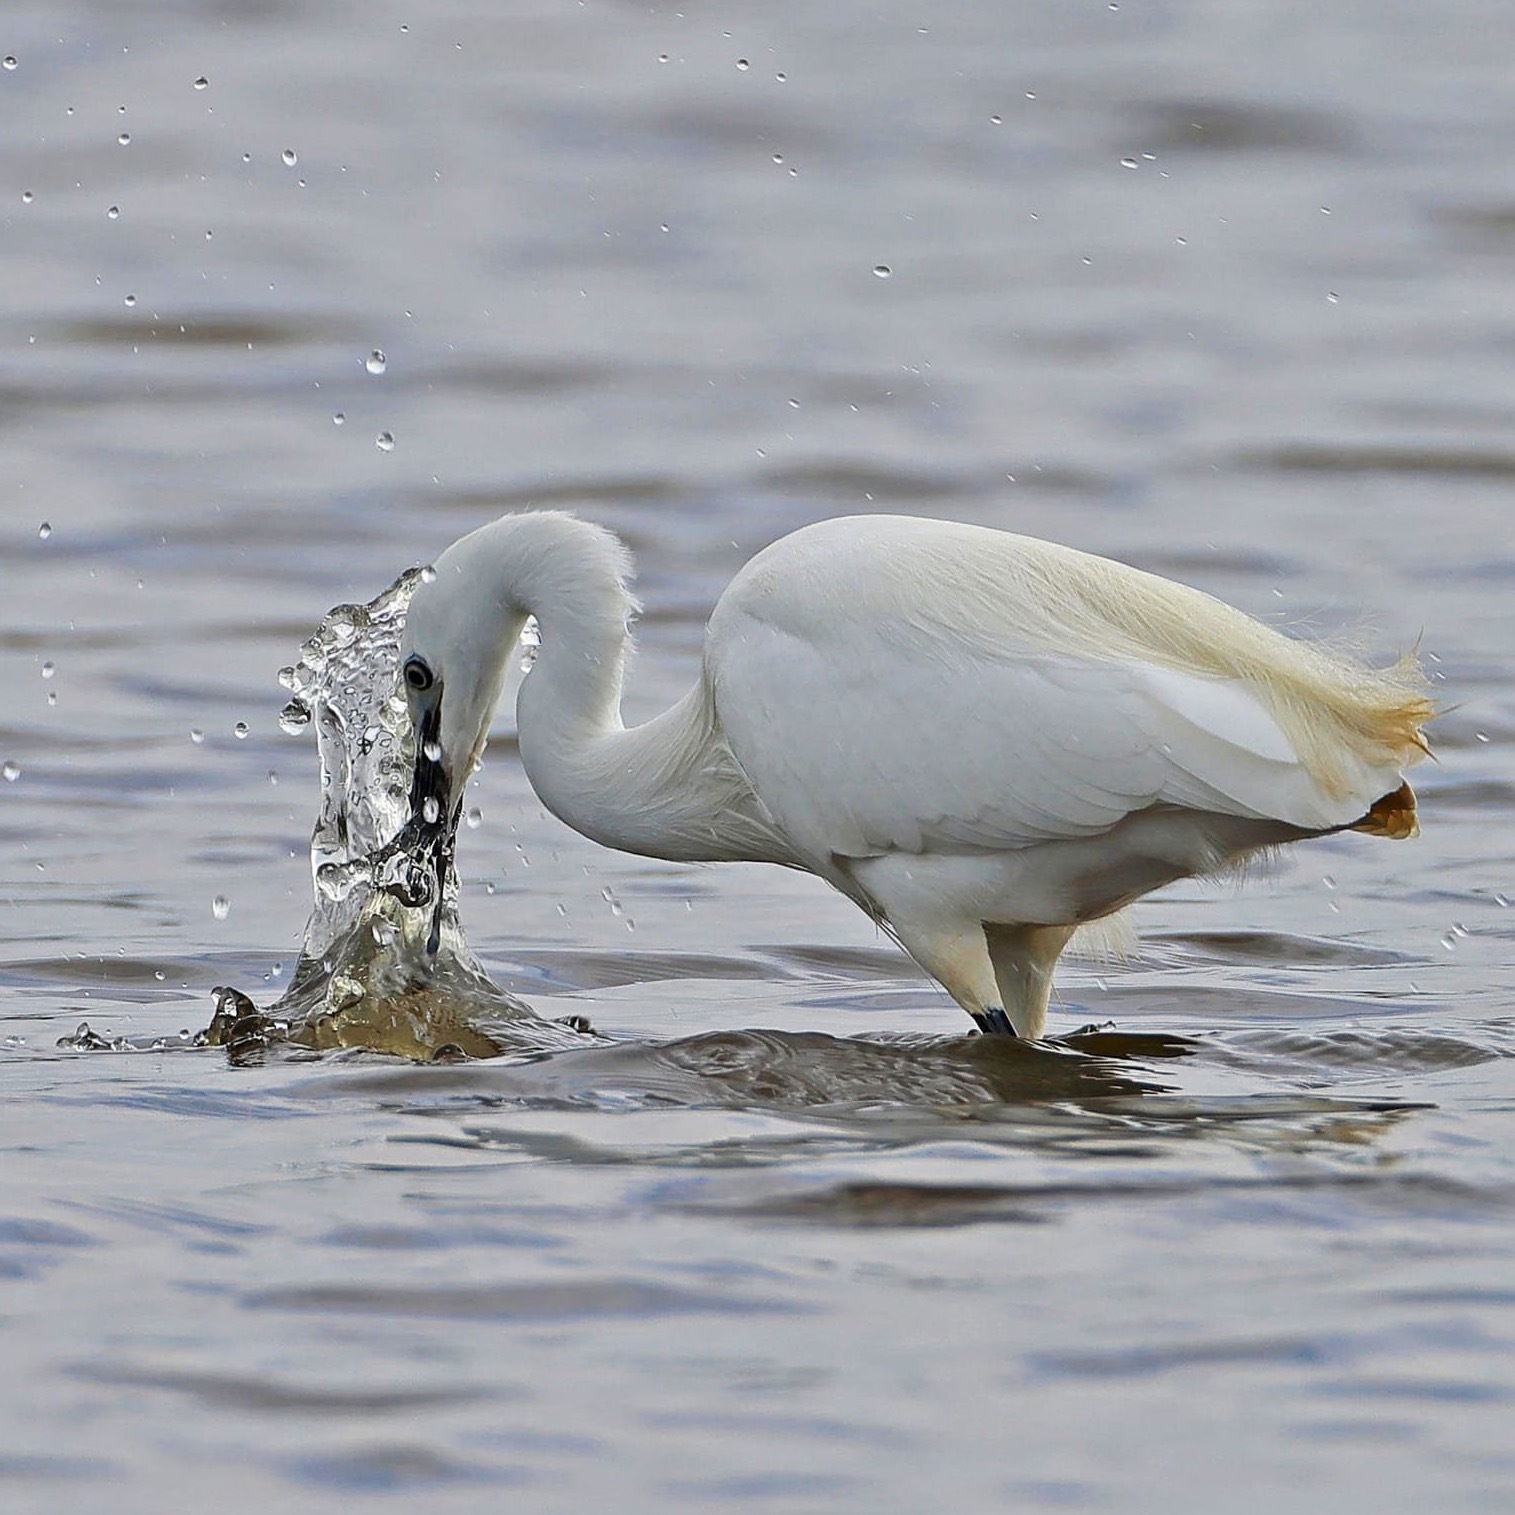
xmin=706 ymin=608 xmax=1379 ymax=864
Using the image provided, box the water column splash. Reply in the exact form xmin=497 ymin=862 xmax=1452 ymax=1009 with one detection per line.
xmin=201 ymin=566 xmax=594 ymax=1062
xmin=275 ymin=565 xmax=430 ymax=961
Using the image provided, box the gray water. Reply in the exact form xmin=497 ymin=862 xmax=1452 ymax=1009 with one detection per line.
xmin=4 ymin=2 xmax=1515 ymax=1511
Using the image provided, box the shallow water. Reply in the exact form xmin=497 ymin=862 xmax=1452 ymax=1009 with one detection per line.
xmin=4 ymin=1 xmax=1515 ymax=1511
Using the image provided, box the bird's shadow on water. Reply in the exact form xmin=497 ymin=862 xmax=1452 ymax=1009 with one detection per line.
xmin=182 ymin=987 xmax=1194 ymax=1105
xmin=49 ymin=972 xmax=1436 ymax=1186
xmin=271 ymin=1015 xmax=1421 ymax=1141
xmin=514 ymin=1023 xmax=1199 ymax=1107
xmin=288 ymin=1019 xmax=1434 ymax=1212
xmin=59 ymin=973 xmax=1199 ymax=1105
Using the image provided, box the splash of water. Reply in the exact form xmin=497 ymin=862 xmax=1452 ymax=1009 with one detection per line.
xmin=199 ymin=566 xmax=593 ymax=1062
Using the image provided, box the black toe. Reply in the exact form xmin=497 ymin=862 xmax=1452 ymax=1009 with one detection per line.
xmin=971 ymin=1007 xmax=1019 ymax=1036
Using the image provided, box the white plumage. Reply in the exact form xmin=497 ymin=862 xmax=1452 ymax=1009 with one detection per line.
xmin=398 ymin=511 xmax=1431 ymax=1038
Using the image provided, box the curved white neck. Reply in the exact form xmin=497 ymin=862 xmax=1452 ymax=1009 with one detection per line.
xmin=480 ymin=518 xmax=706 ymax=859
xmin=514 ymin=537 xmax=633 ymax=751
xmin=433 ymin=512 xmax=782 ymax=866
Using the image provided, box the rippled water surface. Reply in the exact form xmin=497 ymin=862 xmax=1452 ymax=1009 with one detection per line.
xmin=4 ymin=2 xmax=1515 ymax=1511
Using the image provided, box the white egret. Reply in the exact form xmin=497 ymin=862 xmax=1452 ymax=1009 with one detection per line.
xmin=397 ymin=512 xmax=1431 ymax=1038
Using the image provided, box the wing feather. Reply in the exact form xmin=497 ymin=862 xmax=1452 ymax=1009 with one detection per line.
xmin=706 ymin=606 xmax=1396 ymax=867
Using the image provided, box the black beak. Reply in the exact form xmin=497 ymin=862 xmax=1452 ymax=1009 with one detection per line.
xmin=408 ymin=695 xmax=451 ymax=845
xmin=384 ymin=690 xmax=456 ymax=954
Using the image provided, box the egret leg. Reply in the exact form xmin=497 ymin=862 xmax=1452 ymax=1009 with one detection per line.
xmin=983 ymin=923 xmax=1076 ymax=1041
xmin=844 ymin=856 xmax=1020 ymax=1036
xmin=876 ymin=915 xmax=1006 ymax=1034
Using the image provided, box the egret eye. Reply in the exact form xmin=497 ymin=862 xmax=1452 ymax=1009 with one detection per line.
xmin=402 ymin=656 xmax=434 ymax=693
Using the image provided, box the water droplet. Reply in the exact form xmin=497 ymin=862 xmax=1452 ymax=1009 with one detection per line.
xmin=37 ymin=521 xmax=51 ymax=539
xmin=775 ymin=72 xmax=787 ymax=82
xmin=465 ymin=807 xmax=482 ymax=829
xmin=419 ymin=564 xmax=437 ymax=583
xmin=233 ymin=721 xmax=249 ymax=740
xmin=2 ymin=57 xmax=16 ymax=71
xmin=1475 ymin=731 xmax=1490 ymax=743
xmin=989 ymin=114 xmax=1002 ymax=124
xmin=332 ymin=411 xmax=345 ymax=425
xmin=375 ymin=430 xmax=394 ymax=452
xmin=657 ymin=52 xmax=669 ymax=63
xmin=278 ymin=700 xmax=310 ymax=734
xmin=735 ymin=58 xmax=749 ymax=70
xmin=123 ymin=293 xmax=137 ymax=307
xmin=365 ymin=348 xmax=386 ymax=375
xmin=421 ymin=796 xmax=441 ymax=824
xmin=40 ymin=661 xmax=54 ymax=680
xmin=189 ymin=728 xmax=205 ymax=744
xmin=1120 ymin=156 xmax=1138 ymax=169
xmin=211 ymin=895 xmax=230 ymax=920
xmin=422 ymin=740 xmax=442 ymax=762
xmin=106 ymin=204 xmax=119 ymax=219
xmin=281 ymin=148 xmax=297 ymax=167
xmin=1025 ymin=91 xmax=1037 ymax=100
xmin=1326 ymin=291 xmax=1340 ymax=304
xmin=518 ymin=616 xmax=542 ymax=672
xmin=242 ymin=152 xmax=251 ymax=163
xmin=20 ymin=190 xmax=33 ymax=204
xmin=1 ymin=761 xmax=19 ymax=782
xmin=872 ymin=264 xmax=891 ymax=278
xmin=193 ymin=75 xmax=208 ymax=90
xmin=118 ymin=132 xmax=131 ymax=145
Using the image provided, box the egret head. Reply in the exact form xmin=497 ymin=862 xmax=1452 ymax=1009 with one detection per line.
xmin=395 ymin=534 xmax=526 ymax=863
xmin=390 ymin=512 xmax=636 ymax=938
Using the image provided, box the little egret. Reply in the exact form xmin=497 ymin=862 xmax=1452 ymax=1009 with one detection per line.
xmin=397 ymin=512 xmax=1431 ymax=1038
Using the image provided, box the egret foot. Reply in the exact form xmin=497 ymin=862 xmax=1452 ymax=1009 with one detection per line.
xmin=971 ymin=1006 xmax=1019 ymax=1036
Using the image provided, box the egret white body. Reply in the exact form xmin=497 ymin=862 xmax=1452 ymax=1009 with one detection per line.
xmin=398 ymin=512 xmax=1431 ymax=1038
